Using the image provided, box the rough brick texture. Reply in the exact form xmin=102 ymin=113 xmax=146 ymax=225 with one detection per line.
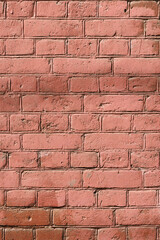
xmin=0 ymin=1 xmax=160 ymax=239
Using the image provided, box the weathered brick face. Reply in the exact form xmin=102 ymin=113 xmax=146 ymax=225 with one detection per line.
xmin=0 ymin=1 xmax=160 ymax=239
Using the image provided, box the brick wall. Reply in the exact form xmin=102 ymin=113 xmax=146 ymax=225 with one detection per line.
xmin=0 ymin=0 xmax=160 ymax=239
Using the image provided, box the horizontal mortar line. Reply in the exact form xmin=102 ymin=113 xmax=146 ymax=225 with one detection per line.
xmin=1 ymin=36 xmax=160 ymax=39
xmin=0 ymin=110 xmax=141 ymax=112
xmin=6 ymin=168 xmax=160 ymax=171
xmin=1 ymin=206 xmax=158 ymax=210
xmin=2 ymin=129 xmax=160 ymax=132
xmin=0 ymin=169 xmax=150 ymax=172
xmin=8 ymin=92 xmax=159 ymax=95
xmin=2 ymin=55 xmax=160 ymax=58
xmin=2 ymin=0 xmax=158 ymax=2
xmin=0 ymin=73 xmax=160 ymax=77
xmin=1 ymin=187 xmax=159 ymax=191
xmin=0 ymin=54 xmax=160 ymax=59
xmin=1 ymin=111 xmax=160 ymax=114
xmin=13 ymin=17 xmax=160 ymax=20
xmin=4 ymin=92 xmax=158 ymax=95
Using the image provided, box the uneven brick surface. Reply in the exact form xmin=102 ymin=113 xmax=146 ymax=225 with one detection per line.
xmin=0 ymin=1 xmax=160 ymax=239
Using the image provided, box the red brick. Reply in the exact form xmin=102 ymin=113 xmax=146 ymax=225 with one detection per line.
xmin=7 ymin=1 xmax=34 ymax=18
xmin=84 ymin=95 xmax=143 ymax=112
xmin=5 ymin=229 xmax=33 ymax=240
xmin=0 ymin=115 xmax=8 ymax=131
xmin=98 ymin=190 xmax=126 ymax=207
xmin=129 ymin=190 xmax=156 ymax=206
xmin=7 ymin=190 xmax=36 ymax=207
xmin=100 ymin=39 xmax=129 ymax=55
xmin=99 ymin=1 xmax=128 ymax=17
xmin=10 ymin=114 xmax=40 ymax=132
xmin=41 ymin=114 xmax=68 ymax=132
xmin=98 ymin=228 xmax=126 ymax=240
xmin=102 ymin=114 xmax=131 ymax=131
xmin=0 ymin=20 xmax=22 ymax=37
xmin=70 ymin=76 xmax=98 ymax=93
xmin=66 ymin=228 xmax=95 ymax=240
xmin=0 ymin=58 xmax=50 ymax=74
xmin=146 ymin=133 xmax=160 ymax=149
xmin=71 ymin=152 xmax=98 ymax=168
xmin=84 ymin=133 xmax=143 ymax=150
xmin=115 ymin=58 xmax=160 ymax=74
xmin=86 ymin=20 xmax=144 ymax=37
xmin=0 ymin=134 xmax=20 ymax=150
xmin=22 ymin=170 xmax=82 ymax=188
xmin=116 ymin=208 xmax=160 ymax=225
xmin=0 ymin=2 xmax=4 ymax=18
xmin=0 ymin=152 xmax=7 ymax=169
xmin=146 ymin=20 xmax=160 ymax=36
xmin=133 ymin=114 xmax=160 ymax=131
xmin=23 ymin=134 xmax=82 ymax=150
xmin=22 ymin=95 xmax=82 ymax=112
xmin=99 ymin=76 xmax=127 ymax=92
xmin=38 ymin=190 xmax=65 ymax=207
xmin=83 ymin=170 xmax=142 ymax=188
xmin=11 ymin=75 xmax=37 ymax=92
xmin=131 ymin=39 xmax=159 ymax=56
xmin=146 ymin=95 xmax=160 ymax=111
xmin=68 ymin=1 xmax=96 ymax=18
xmin=9 ymin=152 xmax=37 ymax=168
xmin=68 ymin=39 xmax=97 ymax=56
xmin=39 ymin=75 xmax=68 ymax=93
xmin=131 ymin=151 xmax=159 ymax=168
xmin=130 ymin=1 xmax=158 ymax=17
xmin=0 ymin=229 xmax=2 ymax=239
xmin=0 ymin=95 xmax=20 ymax=112
xmin=36 ymin=39 xmax=65 ymax=55
xmin=0 ymin=209 xmax=49 ymax=226
xmin=0 ymin=191 xmax=4 ymax=206
xmin=0 ymin=40 xmax=5 ymax=55
xmin=36 ymin=229 xmax=63 ymax=240
xmin=40 ymin=151 xmax=68 ymax=168
xmin=71 ymin=114 xmax=100 ymax=131
xmin=37 ymin=1 xmax=66 ymax=17
xmin=128 ymin=227 xmax=156 ymax=240
xmin=144 ymin=170 xmax=160 ymax=187
xmin=54 ymin=58 xmax=111 ymax=74
xmin=100 ymin=150 xmax=128 ymax=168
xmin=54 ymin=209 xmax=113 ymax=226
xmin=0 ymin=171 xmax=19 ymax=188
xmin=68 ymin=190 xmax=95 ymax=207
xmin=6 ymin=39 xmax=33 ymax=55
xmin=24 ymin=20 xmax=83 ymax=37
xmin=129 ymin=77 xmax=157 ymax=92
xmin=0 ymin=77 xmax=9 ymax=92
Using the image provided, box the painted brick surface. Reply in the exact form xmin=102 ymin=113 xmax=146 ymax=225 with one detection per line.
xmin=0 ymin=1 xmax=160 ymax=239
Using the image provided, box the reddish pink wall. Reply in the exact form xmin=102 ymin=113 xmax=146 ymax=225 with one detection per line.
xmin=0 ymin=1 xmax=160 ymax=239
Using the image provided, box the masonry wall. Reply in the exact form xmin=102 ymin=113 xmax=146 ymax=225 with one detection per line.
xmin=0 ymin=0 xmax=160 ymax=239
